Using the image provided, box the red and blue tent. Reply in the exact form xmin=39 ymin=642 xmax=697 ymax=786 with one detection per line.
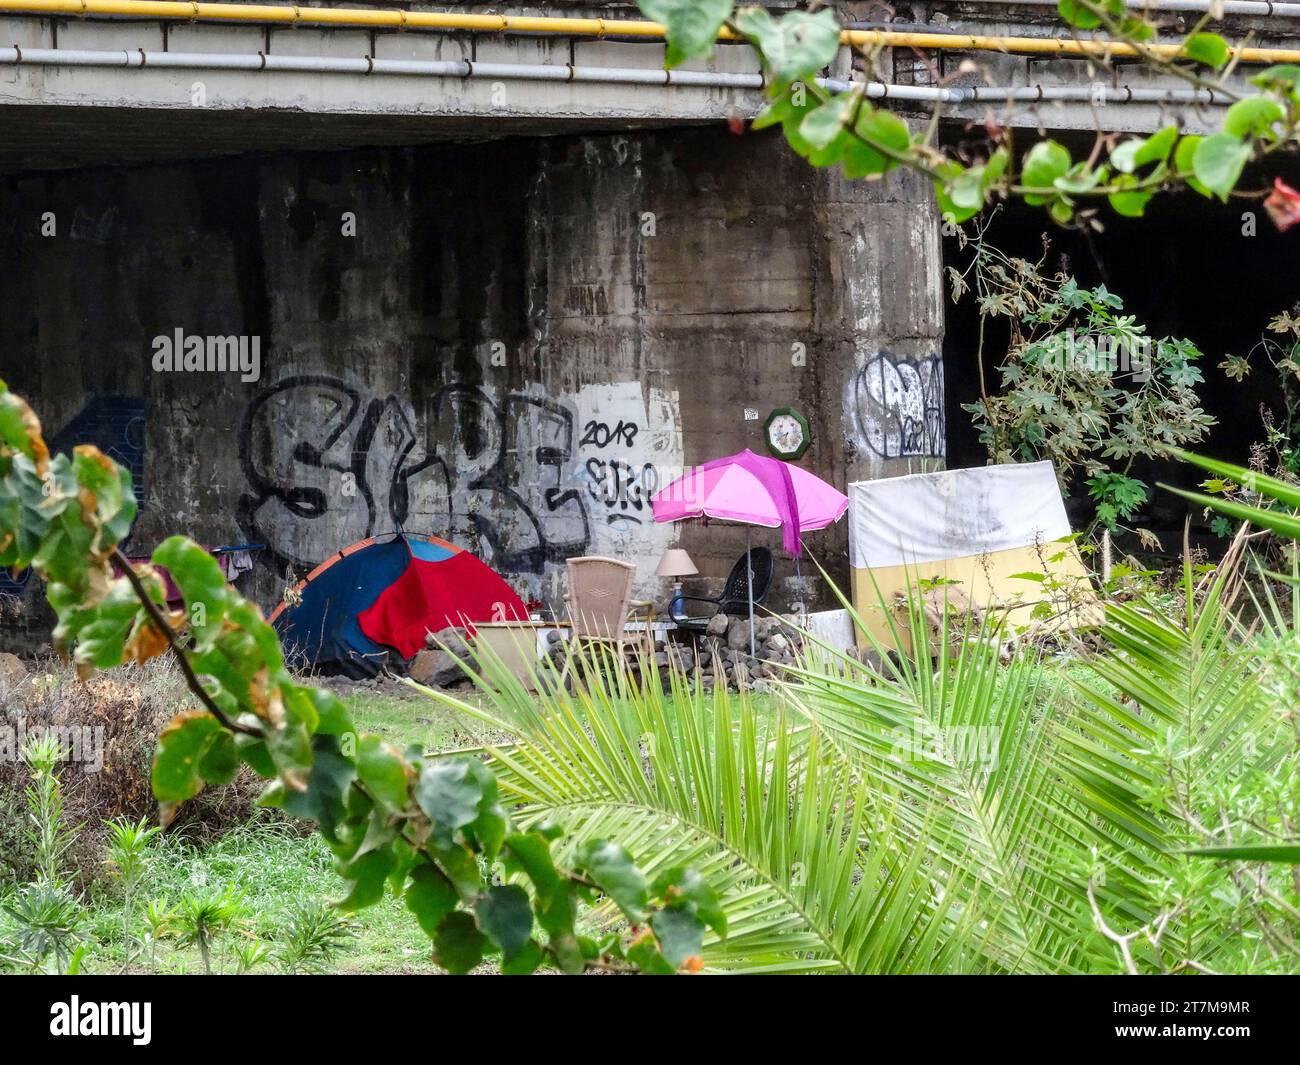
xmin=269 ymin=532 xmax=527 ymax=675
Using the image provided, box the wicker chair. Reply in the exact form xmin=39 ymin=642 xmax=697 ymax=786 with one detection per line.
xmin=561 ymin=556 xmax=653 ymax=680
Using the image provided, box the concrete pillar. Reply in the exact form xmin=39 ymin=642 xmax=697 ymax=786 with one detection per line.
xmin=531 ymin=125 xmax=946 ymax=606
xmin=525 ymin=128 xmax=819 ymax=602
xmin=812 ymin=147 xmax=947 ymax=493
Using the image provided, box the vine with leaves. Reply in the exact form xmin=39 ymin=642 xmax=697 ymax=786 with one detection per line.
xmin=0 ymin=380 xmax=723 ymax=975
xmin=639 ymin=0 xmax=1300 ymax=230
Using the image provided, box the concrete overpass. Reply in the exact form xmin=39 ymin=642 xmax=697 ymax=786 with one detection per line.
xmin=1 ymin=1 xmax=1298 ymax=171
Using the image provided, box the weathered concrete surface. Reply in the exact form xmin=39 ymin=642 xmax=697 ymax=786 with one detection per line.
xmin=814 ymin=159 xmax=945 ymax=486
xmin=531 ymin=128 xmax=944 ymax=603
xmin=0 ymin=0 xmax=1290 ymax=173
xmin=0 ymin=13 xmax=770 ymax=172
xmin=0 ymin=124 xmax=944 ymax=644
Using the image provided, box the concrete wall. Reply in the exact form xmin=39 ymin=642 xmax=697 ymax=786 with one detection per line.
xmin=1 ymin=0 xmax=1273 ymax=175
xmin=0 ymin=125 xmax=943 ymax=646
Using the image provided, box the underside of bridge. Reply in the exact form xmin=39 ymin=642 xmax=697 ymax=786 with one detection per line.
xmin=0 ymin=121 xmax=944 ymax=649
xmin=0 ymin=102 xmax=703 ymax=172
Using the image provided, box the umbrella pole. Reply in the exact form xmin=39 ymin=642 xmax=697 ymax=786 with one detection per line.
xmin=747 ymin=527 xmax=756 ymax=660
xmin=796 ymin=552 xmax=805 ymax=624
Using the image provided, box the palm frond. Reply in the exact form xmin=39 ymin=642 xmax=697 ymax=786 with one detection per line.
xmin=418 ymin=636 xmax=997 ymax=973
xmin=780 ymin=585 xmax=1095 ymax=974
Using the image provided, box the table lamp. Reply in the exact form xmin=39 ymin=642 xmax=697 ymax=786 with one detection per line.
xmin=655 ymin=548 xmax=698 ymax=618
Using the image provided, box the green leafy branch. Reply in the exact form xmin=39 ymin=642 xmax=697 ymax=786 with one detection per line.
xmin=0 ymin=380 xmax=723 ymax=975
xmin=639 ymin=0 xmax=1300 ymax=228
xmin=951 ymin=229 xmax=1212 ymax=537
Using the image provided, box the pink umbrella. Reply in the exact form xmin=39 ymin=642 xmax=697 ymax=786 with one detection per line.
xmin=651 ymin=449 xmax=848 ymax=655
xmin=652 ymin=449 xmax=848 ymax=555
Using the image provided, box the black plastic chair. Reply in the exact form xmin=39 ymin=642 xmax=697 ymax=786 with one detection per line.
xmin=671 ymin=547 xmax=773 ymax=629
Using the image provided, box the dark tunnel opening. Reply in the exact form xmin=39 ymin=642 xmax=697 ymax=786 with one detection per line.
xmin=941 ymin=155 xmax=1300 ymax=555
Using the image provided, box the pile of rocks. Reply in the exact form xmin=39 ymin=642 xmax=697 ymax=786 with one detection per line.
xmin=407 ymin=629 xmax=476 ymax=688
xmin=691 ymin=612 xmax=805 ymax=690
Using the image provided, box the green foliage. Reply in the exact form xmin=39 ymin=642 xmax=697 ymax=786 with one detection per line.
xmin=103 ymin=817 xmax=161 ymax=884
xmin=1183 ymin=32 xmax=1231 ymax=70
xmin=1218 ymin=303 xmax=1300 ymax=481
xmin=953 ymin=232 xmax=1212 ymax=531
xmin=638 ymin=0 xmax=731 ymax=68
xmin=151 ymin=710 xmax=230 ymax=811
xmin=2 ymin=882 xmax=84 ymax=973
xmin=1193 ymin=133 xmax=1253 ymax=201
xmin=0 ymin=380 xmax=721 ymax=975
xmin=1200 ymin=321 xmax=1300 ymax=549
xmin=734 ymin=8 xmax=938 ymax=205
xmin=1167 ymin=451 xmax=1300 ymax=542
xmin=754 ymin=81 xmax=919 ymax=190
xmin=143 ymin=898 xmax=176 ymax=946
xmin=21 ymin=733 xmax=80 ymax=887
xmin=733 ymin=7 xmax=840 ymax=90
xmin=103 ymin=816 xmax=161 ymax=968
xmin=173 ymin=885 xmax=247 ymax=974
xmin=637 ymin=0 xmax=1300 ymax=226
xmin=233 ymin=938 xmax=272 ymax=974
xmin=421 ymin=637 xmax=962 ymax=974
xmin=1224 ymin=96 xmax=1285 ymax=139
xmin=1060 ymin=543 xmax=1300 ymax=970
xmin=1020 ymin=140 xmax=1072 ymax=205
xmin=424 ymin=538 xmax=1300 ymax=974
xmin=1087 ymin=472 xmax=1149 ymax=529
xmin=1186 ymin=843 xmax=1300 ymax=862
xmin=1106 ymin=125 xmax=1176 ymax=216
xmin=272 ymin=898 xmax=356 ymax=974
xmin=1058 ymin=0 xmax=1107 ymax=31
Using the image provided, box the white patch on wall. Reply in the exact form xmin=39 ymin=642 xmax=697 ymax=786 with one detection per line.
xmin=845 ymin=351 xmax=945 ymax=463
xmin=572 ymin=381 xmax=683 ymax=595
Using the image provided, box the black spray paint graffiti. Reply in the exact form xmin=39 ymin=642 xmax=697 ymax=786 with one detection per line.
xmin=852 ymin=353 xmax=945 ymax=460
xmin=580 ymin=418 xmax=660 ymax=528
xmin=238 ymin=375 xmax=591 ymax=572
xmin=404 ymin=385 xmax=591 ymax=572
xmin=579 ymin=418 xmax=638 ymax=449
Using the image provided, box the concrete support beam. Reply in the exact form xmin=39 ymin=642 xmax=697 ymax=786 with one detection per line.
xmin=0 ymin=3 xmax=1281 ymax=175
xmin=0 ymin=16 xmax=766 ymax=128
xmin=813 ymin=152 xmax=946 ymax=494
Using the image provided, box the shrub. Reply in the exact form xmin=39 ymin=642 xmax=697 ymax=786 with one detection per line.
xmin=0 ymin=658 xmax=264 ymax=886
xmin=2 ymin=881 xmax=84 ymax=972
xmin=272 ymin=898 xmax=355 ymax=974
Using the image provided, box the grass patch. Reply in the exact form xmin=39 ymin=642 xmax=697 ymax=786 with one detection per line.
xmin=144 ymin=822 xmax=437 ymax=974
xmin=0 ymin=669 xmax=506 ymax=974
xmin=341 ymin=683 xmax=503 ymax=754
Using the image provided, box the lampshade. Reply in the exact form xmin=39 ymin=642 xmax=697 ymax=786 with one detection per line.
xmin=655 ymin=548 xmax=698 ymax=578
